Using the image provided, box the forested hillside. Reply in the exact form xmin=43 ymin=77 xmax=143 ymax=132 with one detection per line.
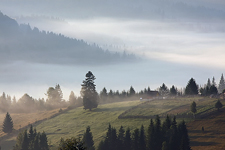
xmin=0 ymin=12 xmax=136 ymax=66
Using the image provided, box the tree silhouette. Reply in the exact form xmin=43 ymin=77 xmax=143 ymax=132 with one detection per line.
xmin=191 ymin=101 xmax=197 ymax=118
xmin=81 ymin=71 xmax=98 ymax=110
xmin=215 ymin=100 xmax=223 ymax=111
xmin=82 ymin=126 xmax=95 ymax=150
xmin=185 ymin=78 xmax=198 ymax=95
xmin=2 ymin=112 xmax=13 ymax=133
xmin=218 ymin=74 xmax=225 ymax=93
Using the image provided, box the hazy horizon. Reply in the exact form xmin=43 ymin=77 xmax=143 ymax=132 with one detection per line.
xmin=0 ymin=0 xmax=224 ymax=100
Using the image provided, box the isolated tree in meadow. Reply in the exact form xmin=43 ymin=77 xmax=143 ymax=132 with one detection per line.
xmin=191 ymin=101 xmax=197 ymax=118
xmin=2 ymin=112 xmax=13 ymax=133
xmin=215 ymin=100 xmax=223 ymax=111
xmin=185 ymin=78 xmax=198 ymax=95
xmin=81 ymin=71 xmax=98 ymax=110
xmin=82 ymin=126 xmax=95 ymax=150
xmin=218 ymin=74 xmax=225 ymax=93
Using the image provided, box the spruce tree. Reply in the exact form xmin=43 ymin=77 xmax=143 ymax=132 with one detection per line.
xmin=40 ymin=131 xmax=49 ymax=150
xmin=139 ymin=125 xmax=146 ymax=150
xmin=147 ymin=119 xmax=155 ymax=150
xmin=2 ymin=112 xmax=13 ymax=133
xmin=82 ymin=126 xmax=95 ymax=150
xmin=191 ymin=101 xmax=197 ymax=118
xmin=132 ymin=128 xmax=139 ymax=150
xmin=154 ymin=115 xmax=163 ymax=150
xmin=81 ymin=71 xmax=98 ymax=110
xmin=124 ymin=128 xmax=132 ymax=150
xmin=21 ymin=130 xmax=29 ymax=150
xmin=117 ymin=126 xmax=125 ymax=150
xmin=215 ymin=100 xmax=223 ymax=111
xmin=185 ymin=78 xmax=198 ymax=95
xmin=178 ymin=121 xmax=191 ymax=150
xmin=218 ymin=74 xmax=225 ymax=93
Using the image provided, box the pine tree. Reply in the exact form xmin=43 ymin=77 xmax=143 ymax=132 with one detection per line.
xmin=218 ymin=74 xmax=225 ymax=93
xmin=191 ymin=101 xmax=197 ymax=118
xmin=81 ymin=71 xmax=98 ymax=110
xmin=178 ymin=121 xmax=191 ymax=150
xmin=117 ymin=126 xmax=125 ymax=150
xmin=99 ymin=87 xmax=107 ymax=102
xmin=139 ymin=125 xmax=146 ymax=150
xmin=82 ymin=126 xmax=95 ymax=150
xmin=212 ymin=77 xmax=216 ymax=86
xmin=40 ymin=131 xmax=49 ymax=150
xmin=129 ymin=86 xmax=136 ymax=97
xmin=132 ymin=128 xmax=139 ymax=150
xmin=2 ymin=112 xmax=13 ymax=133
xmin=124 ymin=128 xmax=132 ymax=150
xmin=215 ymin=100 xmax=223 ymax=111
xmin=185 ymin=78 xmax=198 ymax=95
xmin=21 ymin=130 xmax=29 ymax=150
xmin=154 ymin=115 xmax=163 ymax=150
xmin=69 ymin=91 xmax=77 ymax=106
xmin=159 ymin=83 xmax=169 ymax=96
xmin=170 ymin=85 xmax=177 ymax=96
xmin=147 ymin=119 xmax=155 ymax=150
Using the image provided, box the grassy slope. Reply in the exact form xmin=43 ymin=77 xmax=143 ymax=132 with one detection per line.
xmin=187 ymin=109 xmax=225 ymax=150
xmin=1 ymin=97 xmax=224 ymax=150
xmin=35 ymin=100 xmax=145 ymax=149
xmin=0 ymin=108 xmax=66 ymax=150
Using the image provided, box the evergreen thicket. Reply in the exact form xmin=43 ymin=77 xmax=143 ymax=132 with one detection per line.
xmin=13 ymin=125 xmax=49 ymax=150
xmin=2 ymin=112 xmax=13 ymax=133
xmin=98 ymin=116 xmax=190 ymax=150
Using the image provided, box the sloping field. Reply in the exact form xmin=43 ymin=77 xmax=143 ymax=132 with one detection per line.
xmin=0 ymin=108 xmax=67 ymax=150
xmin=1 ymin=98 xmax=224 ymax=150
xmin=120 ymin=97 xmax=219 ymax=119
xmin=35 ymin=100 xmax=144 ymax=149
xmin=188 ymin=108 xmax=225 ymax=150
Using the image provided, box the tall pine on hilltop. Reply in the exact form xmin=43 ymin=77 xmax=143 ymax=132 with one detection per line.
xmin=2 ymin=112 xmax=13 ymax=133
xmin=81 ymin=71 xmax=98 ymax=110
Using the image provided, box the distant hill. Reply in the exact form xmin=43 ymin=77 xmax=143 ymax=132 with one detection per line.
xmin=0 ymin=11 xmax=137 ymax=66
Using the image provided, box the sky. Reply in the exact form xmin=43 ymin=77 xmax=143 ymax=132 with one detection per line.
xmin=0 ymin=0 xmax=225 ymax=100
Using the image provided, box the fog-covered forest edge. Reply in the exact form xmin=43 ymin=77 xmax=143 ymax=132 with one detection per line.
xmin=0 ymin=12 xmax=137 ymax=66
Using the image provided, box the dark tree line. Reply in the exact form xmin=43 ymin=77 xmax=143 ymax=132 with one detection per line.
xmin=98 ymin=116 xmax=190 ymax=150
xmin=13 ymin=125 xmax=49 ymax=150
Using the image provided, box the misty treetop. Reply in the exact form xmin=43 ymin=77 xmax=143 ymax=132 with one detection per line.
xmin=0 ymin=11 xmax=137 ymax=66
